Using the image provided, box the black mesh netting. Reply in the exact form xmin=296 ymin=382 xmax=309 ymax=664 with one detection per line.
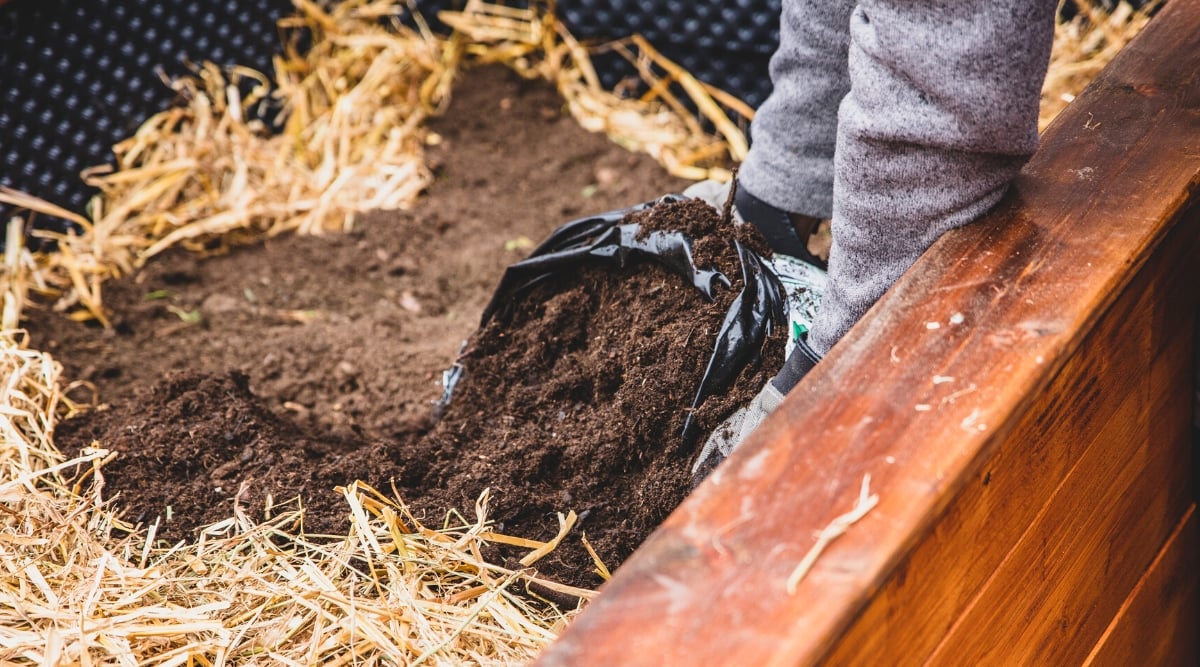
xmin=0 ymin=0 xmax=297 ymax=236
xmin=0 ymin=0 xmax=1146 ymax=238
xmin=0 ymin=0 xmax=782 ymax=238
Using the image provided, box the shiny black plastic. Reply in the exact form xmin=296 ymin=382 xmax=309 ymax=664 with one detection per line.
xmin=449 ymin=195 xmax=787 ymax=445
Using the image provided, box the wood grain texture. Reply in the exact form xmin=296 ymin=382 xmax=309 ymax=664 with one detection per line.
xmin=1084 ymin=506 xmax=1199 ymax=667
xmin=921 ymin=290 xmax=1194 ymax=664
xmin=537 ymin=1 xmax=1200 ymax=665
xmin=825 ymin=204 xmax=1199 ymax=665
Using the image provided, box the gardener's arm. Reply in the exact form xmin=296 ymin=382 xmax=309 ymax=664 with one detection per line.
xmin=695 ymin=0 xmax=1056 ymax=474
xmin=807 ymin=0 xmax=1056 ymax=354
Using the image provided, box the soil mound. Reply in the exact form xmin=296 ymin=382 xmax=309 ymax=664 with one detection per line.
xmin=57 ymin=371 xmax=376 ymax=532
xmin=40 ymin=67 xmax=781 ymax=587
xmin=57 ymin=198 xmax=781 ymax=586
xmin=409 ymin=197 xmax=782 ymax=574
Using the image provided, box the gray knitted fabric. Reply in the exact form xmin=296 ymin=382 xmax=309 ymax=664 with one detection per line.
xmin=739 ymin=1 xmax=1055 ymax=355
xmin=739 ymin=0 xmax=855 ymax=221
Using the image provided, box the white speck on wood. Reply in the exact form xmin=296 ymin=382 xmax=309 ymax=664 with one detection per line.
xmin=961 ymin=408 xmax=983 ymax=431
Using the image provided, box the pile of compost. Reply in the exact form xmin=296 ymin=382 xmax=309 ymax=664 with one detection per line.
xmin=38 ymin=67 xmax=781 ymax=586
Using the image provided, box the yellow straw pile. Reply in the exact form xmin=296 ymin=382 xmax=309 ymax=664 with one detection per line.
xmin=4 ymin=0 xmax=452 ymax=326
xmin=1040 ymin=1 xmax=1158 ymax=130
xmin=440 ymin=0 xmax=751 ymax=181
xmin=0 ymin=316 xmax=590 ymax=662
xmin=1 ymin=426 xmax=588 ymax=663
xmin=0 ymin=1 xmax=1155 ymax=664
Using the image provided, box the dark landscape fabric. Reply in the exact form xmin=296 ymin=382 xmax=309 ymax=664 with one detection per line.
xmin=0 ymin=0 xmax=781 ymax=236
xmin=0 ymin=0 xmax=295 ymax=236
xmin=0 ymin=0 xmax=1144 ymax=236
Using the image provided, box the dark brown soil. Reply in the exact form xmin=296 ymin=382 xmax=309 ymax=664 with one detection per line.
xmin=33 ymin=66 xmax=779 ymax=587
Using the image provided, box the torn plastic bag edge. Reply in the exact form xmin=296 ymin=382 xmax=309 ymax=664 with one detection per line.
xmin=437 ymin=194 xmax=788 ymax=447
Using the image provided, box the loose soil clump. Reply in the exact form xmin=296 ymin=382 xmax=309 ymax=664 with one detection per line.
xmin=37 ymin=67 xmax=780 ymax=587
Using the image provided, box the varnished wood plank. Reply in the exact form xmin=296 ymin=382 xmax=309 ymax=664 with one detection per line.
xmin=537 ymin=1 xmax=1200 ymax=664
xmin=1085 ymin=505 xmax=1199 ymax=667
xmin=822 ymin=199 xmax=1199 ymax=665
xmin=922 ymin=312 xmax=1193 ymax=664
xmin=823 ymin=211 xmax=1198 ymax=665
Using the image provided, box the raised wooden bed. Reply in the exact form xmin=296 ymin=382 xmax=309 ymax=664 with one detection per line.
xmin=539 ymin=0 xmax=1200 ymax=664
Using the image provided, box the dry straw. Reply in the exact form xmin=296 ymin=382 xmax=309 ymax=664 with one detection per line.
xmin=1040 ymin=0 xmax=1158 ymax=130
xmin=439 ymin=1 xmax=752 ymax=181
xmin=0 ymin=1 xmax=1154 ymax=664
xmin=5 ymin=0 xmax=452 ymax=326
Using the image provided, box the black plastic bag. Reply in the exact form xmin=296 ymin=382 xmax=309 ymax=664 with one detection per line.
xmin=442 ymin=195 xmax=787 ymax=445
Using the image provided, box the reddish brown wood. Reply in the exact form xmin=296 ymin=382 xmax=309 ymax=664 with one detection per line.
xmin=537 ymin=1 xmax=1200 ymax=664
xmin=921 ymin=288 xmax=1194 ymax=664
xmin=1085 ymin=506 xmax=1200 ymax=667
xmin=826 ymin=203 xmax=1198 ymax=665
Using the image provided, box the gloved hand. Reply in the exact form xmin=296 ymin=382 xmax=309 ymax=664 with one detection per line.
xmin=691 ymin=381 xmax=784 ymax=479
xmin=683 ymin=179 xmax=830 ymax=480
xmin=683 ymin=178 xmax=828 ymax=270
xmin=692 ymin=332 xmax=823 ymax=480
